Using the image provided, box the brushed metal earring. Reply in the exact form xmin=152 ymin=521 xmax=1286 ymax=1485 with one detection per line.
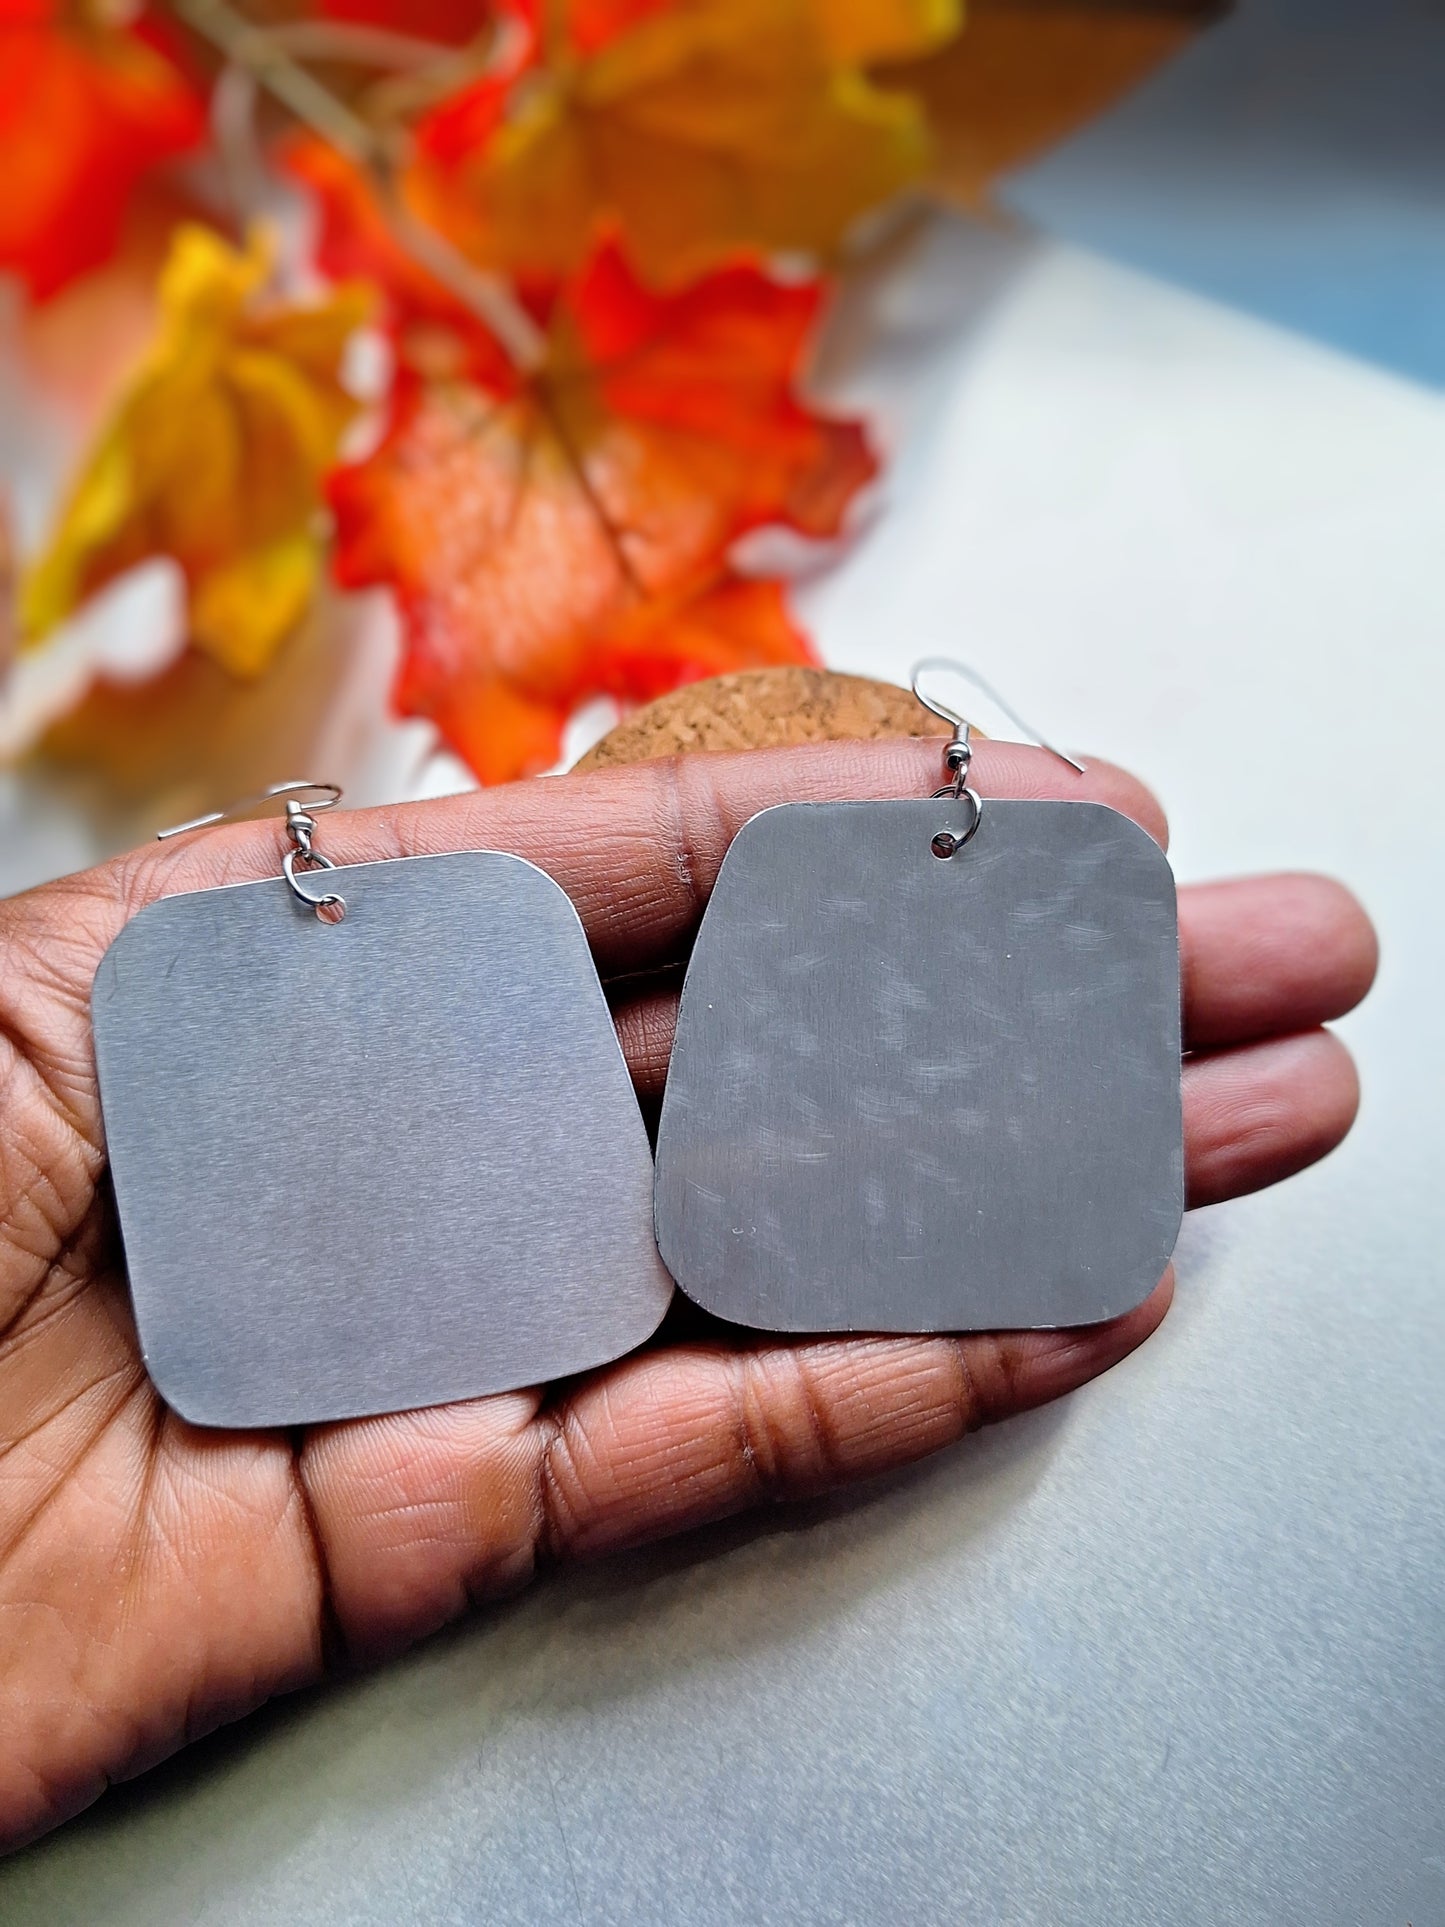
xmin=653 ymin=663 xmax=1183 ymax=1335
xmin=92 ymin=783 xmax=672 ymax=1427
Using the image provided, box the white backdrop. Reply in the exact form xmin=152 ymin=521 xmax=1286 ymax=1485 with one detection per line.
xmin=3 ymin=220 xmax=1442 ymax=1923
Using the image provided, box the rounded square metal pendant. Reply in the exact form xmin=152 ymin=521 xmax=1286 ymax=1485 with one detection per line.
xmin=92 ymin=852 xmax=672 ymax=1428
xmin=654 ymin=800 xmax=1183 ymax=1333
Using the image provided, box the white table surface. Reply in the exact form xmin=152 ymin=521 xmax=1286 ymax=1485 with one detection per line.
xmin=3 ymin=220 xmax=1442 ymax=1924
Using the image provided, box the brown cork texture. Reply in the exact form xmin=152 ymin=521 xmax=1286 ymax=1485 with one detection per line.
xmin=575 ymin=666 xmax=947 ymax=769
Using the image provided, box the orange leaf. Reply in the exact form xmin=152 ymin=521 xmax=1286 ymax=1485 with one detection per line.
xmin=401 ymin=574 xmax=815 ymax=785
xmin=329 ymin=243 xmax=871 ymax=781
xmin=527 ymin=1 xmax=662 ymax=60
xmin=0 ymin=1 xmax=203 ymax=299
xmin=285 ymin=136 xmax=526 ymax=389
xmin=591 ymin=574 xmax=816 ymax=707
xmin=515 ymin=0 xmax=960 ymax=63
xmin=409 ymin=0 xmax=962 ymax=285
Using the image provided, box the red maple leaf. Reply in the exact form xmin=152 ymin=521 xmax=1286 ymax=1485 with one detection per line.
xmin=328 ymin=242 xmax=874 ymax=782
xmin=0 ymin=1 xmax=204 ymax=299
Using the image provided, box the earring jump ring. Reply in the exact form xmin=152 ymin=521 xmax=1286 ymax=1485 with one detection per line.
xmin=282 ymin=847 xmax=346 ymax=913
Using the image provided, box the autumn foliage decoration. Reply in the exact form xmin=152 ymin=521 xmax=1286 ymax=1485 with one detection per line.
xmin=6 ymin=0 xmax=964 ymax=783
xmin=0 ymin=0 xmax=203 ymax=299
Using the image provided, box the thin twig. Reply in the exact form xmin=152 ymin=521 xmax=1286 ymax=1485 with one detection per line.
xmin=211 ymin=60 xmax=270 ymax=230
xmin=172 ymin=0 xmax=547 ymax=371
xmin=179 ymin=0 xmax=381 ymax=162
xmin=172 ymin=0 xmax=641 ymax=592
xmin=232 ymin=19 xmax=476 ymax=73
xmin=209 ymin=18 xmax=508 ymax=123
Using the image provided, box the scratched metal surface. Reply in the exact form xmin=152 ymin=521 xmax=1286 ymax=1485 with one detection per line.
xmin=91 ymin=851 xmax=672 ymax=1427
xmin=3 ymin=224 xmax=1443 ymax=1924
xmin=656 ymin=799 xmax=1181 ymax=1333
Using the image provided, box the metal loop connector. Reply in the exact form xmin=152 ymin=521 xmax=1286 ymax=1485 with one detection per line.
xmin=280 ymin=798 xmax=345 ymax=915
xmin=911 ymin=657 xmax=1085 ymax=851
xmin=156 ymin=779 xmax=347 ymax=919
xmin=929 ymin=789 xmax=982 ymax=859
xmin=282 ymin=846 xmax=345 ymax=912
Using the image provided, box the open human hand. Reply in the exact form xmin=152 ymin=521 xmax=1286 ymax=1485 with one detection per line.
xmin=0 ymin=740 xmax=1376 ymax=1851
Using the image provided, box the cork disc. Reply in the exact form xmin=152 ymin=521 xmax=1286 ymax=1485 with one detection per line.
xmin=575 ymin=667 xmax=946 ymax=770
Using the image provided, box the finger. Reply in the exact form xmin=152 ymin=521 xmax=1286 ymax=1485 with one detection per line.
xmin=1184 ymin=1029 xmax=1360 ymax=1208
xmin=298 ymin=1389 xmax=548 ymax=1665
xmin=301 ymin=1275 xmax=1172 ymax=1659
xmin=610 ymin=979 xmax=680 ymax=1104
xmin=1181 ymin=874 xmax=1378 ymax=1049
xmin=68 ymin=740 xmax=1163 ymax=987
xmin=532 ymin=1272 xmax=1173 ymax=1563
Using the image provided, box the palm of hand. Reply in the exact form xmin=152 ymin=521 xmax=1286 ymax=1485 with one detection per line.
xmin=0 ymin=742 xmax=1375 ymax=1851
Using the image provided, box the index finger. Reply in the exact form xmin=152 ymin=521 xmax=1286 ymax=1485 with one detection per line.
xmin=101 ymin=738 xmax=1166 ymax=982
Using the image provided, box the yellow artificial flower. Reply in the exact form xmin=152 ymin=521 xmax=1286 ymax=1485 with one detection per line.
xmin=23 ymin=225 xmax=369 ymax=678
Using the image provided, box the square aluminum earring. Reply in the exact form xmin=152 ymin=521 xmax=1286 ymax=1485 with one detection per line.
xmin=654 ymin=666 xmax=1184 ymax=1334
xmin=91 ymin=784 xmax=672 ymax=1429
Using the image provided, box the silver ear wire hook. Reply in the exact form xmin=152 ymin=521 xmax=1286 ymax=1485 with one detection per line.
xmin=909 ymin=659 xmax=1085 ymax=857
xmin=910 ymin=658 xmax=1087 ymax=779
xmin=157 ymin=780 xmax=346 ymax=917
